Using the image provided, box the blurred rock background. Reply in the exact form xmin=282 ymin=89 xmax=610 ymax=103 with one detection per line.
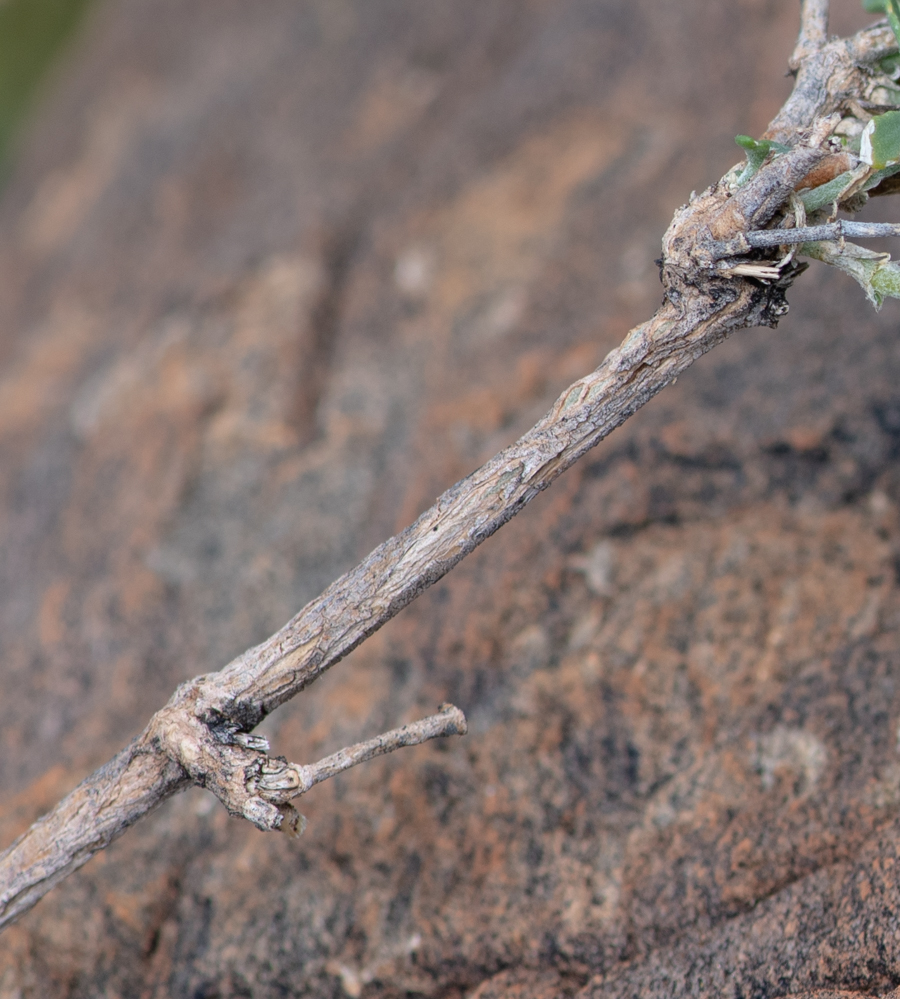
xmin=3 ymin=1 xmax=900 ymax=996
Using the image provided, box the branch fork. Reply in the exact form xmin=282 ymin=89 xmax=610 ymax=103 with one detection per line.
xmin=661 ymin=16 xmax=900 ymax=304
xmin=149 ymin=697 xmax=467 ymax=834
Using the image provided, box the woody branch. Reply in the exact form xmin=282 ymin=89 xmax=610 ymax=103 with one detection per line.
xmin=2 ymin=0 xmax=898 ymax=933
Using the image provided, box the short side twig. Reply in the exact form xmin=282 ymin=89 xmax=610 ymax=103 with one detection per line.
xmin=298 ymin=704 xmax=468 ymax=792
xmin=713 ymin=220 xmax=900 ymax=256
xmin=243 ymin=704 xmax=468 ymax=838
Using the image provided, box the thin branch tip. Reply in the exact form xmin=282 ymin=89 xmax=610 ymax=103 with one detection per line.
xmin=299 ymin=703 xmax=469 ymax=793
xmin=437 ymin=702 xmax=468 ymax=735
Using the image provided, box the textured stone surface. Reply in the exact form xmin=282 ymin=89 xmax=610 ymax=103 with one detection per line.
xmin=3 ymin=0 xmax=900 ymax=996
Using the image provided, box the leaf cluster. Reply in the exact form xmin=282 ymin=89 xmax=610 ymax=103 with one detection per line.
xmin=726 ymin=4 xmax=900 ymax=307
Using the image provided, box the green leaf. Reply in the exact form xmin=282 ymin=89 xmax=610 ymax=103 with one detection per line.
xmin=799 ymin=162 xmax=900 ymax=215
xmin=879 ymin=53 xmax=900 ymax=78
xmin=861 ymin=109 xmax=900 ymax=168
xmin=801 ymin=239 xmax=900 ymax=308
xmin=799 ymin=170 xmax=856 ymax=212
xmin=862 ymin=160 xmax=900 ymax=191
xmin=733 ymin=135 xmax=790 ymax=187
xmin=885 ymin=0 xmax=900 ymax=47
xmin=864 ymin=0 xmax=900 ymax=47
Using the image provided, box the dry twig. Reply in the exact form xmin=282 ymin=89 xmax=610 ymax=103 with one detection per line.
xmin=1 ymin=0 xmax=898 ymax=931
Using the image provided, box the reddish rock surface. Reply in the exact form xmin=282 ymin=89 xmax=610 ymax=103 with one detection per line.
xmin=3 ymin=0 xmax=900 ymax=996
